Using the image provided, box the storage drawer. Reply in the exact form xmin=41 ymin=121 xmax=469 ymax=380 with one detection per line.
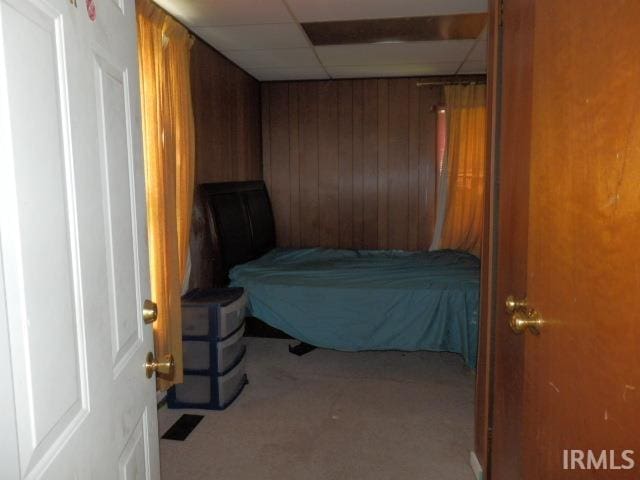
xmin=217 ymin=293 xmax=247 ymax=339
xmin=171 ymin=375 xmax=210 ymax=405
xmin=172 ymin=288 xmax=248 ymax=410
xmin=217 ymin=353 xmax=247 ymax=407
xmin=182 ymin=323 xmax=245 ymax=374
xmin=181 ymin=290 xmax=247 ymax=339
xmin=168 ymin=352 xmax=247 ymax=410
xmin=217 ymin=325 xmax=245 ymax=373
xmin=181 ymin=306 xmax=210 ymax=337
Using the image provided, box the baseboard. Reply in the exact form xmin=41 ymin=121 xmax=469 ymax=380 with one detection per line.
xmin=156 ymin=390 xmax=167 ymax=408
xmin=470 ymin=451 xmax=483 ymax=480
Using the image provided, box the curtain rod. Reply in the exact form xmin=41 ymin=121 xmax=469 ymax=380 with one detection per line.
xmin=416 ymin=80 xmax=486 ymax=87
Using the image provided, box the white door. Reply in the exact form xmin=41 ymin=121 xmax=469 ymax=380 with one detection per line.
xmin=0 ymin=0 xmax=161 ymax=478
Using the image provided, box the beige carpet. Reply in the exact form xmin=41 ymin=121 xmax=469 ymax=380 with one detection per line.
xmin=158 ymin=337 xmax=476 ymax=480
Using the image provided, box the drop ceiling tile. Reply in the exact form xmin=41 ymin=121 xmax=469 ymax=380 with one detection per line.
xmin=246 ymin=65 xmax=329 ymax=81
xmin=154 ymin=0 xmax=294 ymax=27
xmin=193 ymin=24 xmax=309 ymax=51
xmin=457 ymin=60 xmax=486 ymax=74
xmin=316 ymin=40 xmax=475 ymax=66
xmin=302 ymin=13 xmax=487 ymax=46
xmin=468 ymin=39 xmax=487 ymax=61
xmin=221 ymin=48 xmax=320 ymax=68
xmin=286 ymin=0 xmax=488 ymax=22
xmin=326 ymin=63 xmax=460 ymax=78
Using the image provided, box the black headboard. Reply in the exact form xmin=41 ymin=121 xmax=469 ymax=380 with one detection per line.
xmin=199 ymin=181 xmax=276 ymax=285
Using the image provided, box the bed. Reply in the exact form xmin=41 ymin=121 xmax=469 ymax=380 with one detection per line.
xmin=199 ymin=181 xmax=480 ymax=368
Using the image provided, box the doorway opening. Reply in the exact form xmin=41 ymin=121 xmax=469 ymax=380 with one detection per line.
xmin=138 ymin=2 xmax=494 ymax=479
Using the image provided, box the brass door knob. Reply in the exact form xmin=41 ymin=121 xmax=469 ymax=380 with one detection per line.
xmin=505 ymin=295 xmax=528 ymax=313
xmin=510 ymin=309 xmax=543 ymax=335
xmin=145 ymin=352 xmax=174 ymax=378
xmin=142 ymin=299 xmax=158 ymax=324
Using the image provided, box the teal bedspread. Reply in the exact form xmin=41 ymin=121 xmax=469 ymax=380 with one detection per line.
xmin=229 ymin=248 xmax=480 ymax=368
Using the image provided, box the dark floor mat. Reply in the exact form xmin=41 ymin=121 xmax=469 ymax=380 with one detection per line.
xmin=161 ymin=414 xmax=204 ymax=441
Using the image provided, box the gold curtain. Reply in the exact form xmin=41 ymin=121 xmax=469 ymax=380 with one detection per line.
xmin=136 ymin=0 xmax=195 ymax=389
xmin=434 ymin=84 xmax=487 ymax=257
xmin=163 ymin=17 xmax=195 ymax=280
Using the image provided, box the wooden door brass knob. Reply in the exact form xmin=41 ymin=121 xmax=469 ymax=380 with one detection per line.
xmin=142 ymin=299 xmax=158 ymax=324
xmin=505 ymin=295 xmax=528 ymax=313
xmin=145 ymin=352 xmax=174 ymax=379
xmin=509 ymin=309 xmax=544 ymax=335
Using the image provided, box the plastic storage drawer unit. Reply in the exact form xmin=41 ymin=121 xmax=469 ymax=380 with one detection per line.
xmin=167 ymin=288 xmax=248 ymax=410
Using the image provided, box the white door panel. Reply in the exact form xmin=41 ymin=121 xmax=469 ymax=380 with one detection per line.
xmin=0 ymin=0 xmax=160 ymax=478
xmin=94 ymin=54 xmax=144 ymax=376
xmin=0 ymin=0 xmax=90 ymax=474
xmin=0 ymin=249 xmax=20 ymax=479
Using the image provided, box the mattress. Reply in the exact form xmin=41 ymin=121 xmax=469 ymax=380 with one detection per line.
xmin=229 ymin=248 xmax=480 ymax=368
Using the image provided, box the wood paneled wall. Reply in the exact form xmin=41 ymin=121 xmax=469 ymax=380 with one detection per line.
xmin=262 ymin=78 xmax=442 ymax=251
xmin=189 ymin=38 xmax=262 ymax=288
xmin=191 ymin=38 xmax=262 ymax=183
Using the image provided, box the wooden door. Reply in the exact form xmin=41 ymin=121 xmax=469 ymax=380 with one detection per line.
xmin=490 ymin=1 xmax=640 ymax=478
xmin=0 ymin=0 xmax=161 ymax=478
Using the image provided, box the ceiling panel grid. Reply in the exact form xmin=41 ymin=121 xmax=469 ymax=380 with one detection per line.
xmin=154 ymin=0 xmax=488 ymax=81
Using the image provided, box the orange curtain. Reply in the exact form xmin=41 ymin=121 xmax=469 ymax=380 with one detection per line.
xmin=432 ymin=84 xmax=487 ymax=257
xmin=163 ymin=17 xmax=196 ymax=280
xmin=136 ymin=0 xmax=195 ymax=389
